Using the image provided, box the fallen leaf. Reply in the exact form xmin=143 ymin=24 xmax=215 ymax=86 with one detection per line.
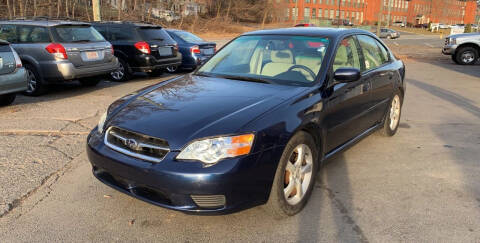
xmin=129 ymin=219 xmax=135 ymax=226
xmin=103 ymin=194 xmax=112 ymax=198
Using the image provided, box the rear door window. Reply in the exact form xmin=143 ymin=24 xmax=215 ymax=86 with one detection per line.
xmin=0 ymin=44 xmax=11 ymax=52
xmin=53 ymin=25 xmax=104 ymax=43
xmin=94 ymin=25 xmax=108 ymax=40
xmin=357 ymin=35 xmax=385 ymax=71
xmin=0 ymin=25 xmax=18 ymax=43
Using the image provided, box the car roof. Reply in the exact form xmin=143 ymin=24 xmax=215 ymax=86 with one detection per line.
xmin=0 ymin=19 xmax=90 ymax=27
xmin=242 ymin=27 xmax=372 ymax=38
xmin=92 ymin=21 xmax=162 ymax=28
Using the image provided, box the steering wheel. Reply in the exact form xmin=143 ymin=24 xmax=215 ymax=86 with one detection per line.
xmin=287 ymin=65 xmax=316 ymax=81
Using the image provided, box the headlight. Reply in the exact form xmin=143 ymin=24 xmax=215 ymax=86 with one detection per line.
xmin=177 ymin=134 xmax=255 ymax=165
xmin=450 ymin=38 xmax=456 ymax=45
xmin=97 ymin=111 xmax=108 ymax=134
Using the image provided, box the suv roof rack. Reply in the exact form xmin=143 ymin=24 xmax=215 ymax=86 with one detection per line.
xmin=92 ymin=20 xmax=160 ymax=26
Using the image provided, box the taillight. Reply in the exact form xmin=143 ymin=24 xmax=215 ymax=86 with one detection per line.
xmin=11 ymin=47 xmax=22 ymax=68
xmin=190 ymin=45 xmax=200 ymax=55
xmin=134 ymin=41 xmax=151 ymax=54
xmin=110 ymin=45 xmax=114 ymax=55
xmin=45 ymin=43 xmax=67 ymax=59
xmin=174 ymin=43 xmax=179 ymax=51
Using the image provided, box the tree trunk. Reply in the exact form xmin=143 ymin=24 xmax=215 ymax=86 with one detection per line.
xmin=225 ymin=0 xmax=232 ymax=20
xmin=141 ymin=0 xmax=146 ymax=21
xmin=48 ymin=0 xmax=53 ymax=17
xmin=6 ymin=0 xmax=12 ymax=19
xmin=261 ymin=6 xmax=269 ymax=29
xmin=72 ymin=1 xmax=76 ymax=19
xmin=18 ymin=0 xmax=24 ymax=17
xmin=34 ymin=0 xmax=37 ymax=17
xmin=85 ymin=0 xmax=91 ymax=21
xmin=57 ymin=0 xmax=61 ymax=17
xmin=13 ymin=0 xmax=16 ymax=18
xmin=118 ymin=0 xmax=121 ymax=20
xmin=65 ymin=0 xmax=69 ymax=18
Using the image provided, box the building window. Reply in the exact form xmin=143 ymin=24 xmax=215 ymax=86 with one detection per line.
xmin=330 ymin=9 xmax=335 ymax=19
xmin=305 ymin=7 xmax=310 ymax=18
xmin=319 ymin=8 xmax=323 ymax=17
xmin=312 ymin=8 xmax=317 ymax=18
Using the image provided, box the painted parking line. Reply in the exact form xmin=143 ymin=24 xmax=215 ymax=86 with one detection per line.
xmin=393 ymin=42 xmax=399 ymax=46
xmin=424 ymin=43 xmax=435 ymax=48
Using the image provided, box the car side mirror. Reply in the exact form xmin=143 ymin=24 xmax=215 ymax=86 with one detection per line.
xmin=334 ymin=68 xmax=361 ymax=83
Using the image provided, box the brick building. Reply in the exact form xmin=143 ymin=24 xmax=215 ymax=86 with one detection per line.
xmin=285 ymin=0 xmax=477 ymax=25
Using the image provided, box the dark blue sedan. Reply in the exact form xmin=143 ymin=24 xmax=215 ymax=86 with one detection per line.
xmin=87 ymin=28 xmax=406 ymax=216
xmin=165 ymin=29 xmax=216 ymax=72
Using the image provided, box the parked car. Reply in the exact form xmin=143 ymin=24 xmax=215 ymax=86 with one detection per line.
xmin=443 ymin=32 xmax=480 ymax=65
xmin=0 ymin=20 xmax=119 ymax=96
xmin=92 ymin=21 xmax=182 ymax=81
xmin=0 ymin=40 xmax=28 ymax=106
xmin=377 ymin=28 xmax=400 ymax=39
xmin=165 ymin=29 xmax=216 ymax=72
xmin=332 ymin=19 xmax=354 ymax=26
xmin=294 ymin=23 xmax=317 ymax=27
xmin=392 ymin=21 xmax=405 ymax=27
xmin=87 ymin=28 xmax=406 ymax=216
xmin=414 ymin=23 xmax=428 ymax=28
xmin=439 ymin=23 xmax=449 ymax=29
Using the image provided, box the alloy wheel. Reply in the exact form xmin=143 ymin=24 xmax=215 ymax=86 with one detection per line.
xmin=284 ymin=144 xmax=314 ymax=205
xmin=389 ymin=95 xmax=401 ymax=130
xmin=26 ymin=69 xmax=37 ymax=93
xmin=166 ymin=66 xmax=178 ymax=73
xmin=111 ymin=62 xmax=125 ymax=80
xmin=461 ymin=51 xmax=475 ymax=64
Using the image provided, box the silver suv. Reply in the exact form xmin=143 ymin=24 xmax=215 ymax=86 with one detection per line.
xmin=442 ymin=32 xmax=480 ymax=65
xmin=0 ymin=20 xmax=119 ymax=95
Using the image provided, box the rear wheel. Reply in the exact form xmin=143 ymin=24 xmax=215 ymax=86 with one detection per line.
xmin=455 ymin=47 xmax=478 ymax=65
xmin=379 ymin=90 xmax=403 ymax=136
xmin=0 ymin=93 xmax=16 ymax=106
xmin=264 ymin=131 xmax=318 ymax=218
xmin=110 ymin=58 xmax=132 ymax=82
xmin=166 ymin=65 xmax=178 ymax=73
xmin=23 ymin=64 xmax=47 ymax=96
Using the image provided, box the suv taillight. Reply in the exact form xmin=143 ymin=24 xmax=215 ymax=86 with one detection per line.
xmin=134 ymin=41 xmax=151 ymax=54
xmin=190 ymin=45 xmax=200 ymax=55
xmin=45 ymin=43 xmax=67 ymax=59
xmin=11 ymin=47 xmax=22 ymax=68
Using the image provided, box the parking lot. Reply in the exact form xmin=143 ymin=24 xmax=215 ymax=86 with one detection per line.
xmin=1 ymin=32 xmax=480 ymax=242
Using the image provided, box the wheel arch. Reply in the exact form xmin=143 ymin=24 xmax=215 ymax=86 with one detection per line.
xmin=455 ymin=43 xmax=480 ymax=55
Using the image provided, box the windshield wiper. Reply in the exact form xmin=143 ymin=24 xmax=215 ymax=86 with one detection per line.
xmin=216 ymin=74 xmax=272 ymax=84
xmin=71 ymin=39 xmax=91 ymax=43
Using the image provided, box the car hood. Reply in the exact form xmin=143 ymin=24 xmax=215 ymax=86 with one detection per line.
xmin=108 ymin=74 xmax=305 ymax=150
xmin=448 ymin=33 xmax=480 ymax=39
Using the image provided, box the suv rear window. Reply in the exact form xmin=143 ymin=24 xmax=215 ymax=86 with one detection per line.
xmin=53 ymin=25 xmax=105 ymax=43
xmin=0 ymin=44 xmax=11 ymax=52
xmin=138 ymin=27 xmax=172 ymax=42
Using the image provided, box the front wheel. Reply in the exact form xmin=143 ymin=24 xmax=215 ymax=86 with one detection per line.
xmin=264 ymin=131 xmax=318 ymax=218
xmin=110 ymin=58 xmax=132 ymax=82
xmin=0 ymin=93 xmax=16 ymax=106
xmin=379 ymin=91 xmax=403 ymax=136
xmin=23 ymin=64 xmax=47 ymax=96
xmin=455 ymin=47 xmax=478 ymax=65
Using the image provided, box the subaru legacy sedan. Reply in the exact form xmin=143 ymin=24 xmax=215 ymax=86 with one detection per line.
xmin=87 ymin=28 xmax=406 ymax=216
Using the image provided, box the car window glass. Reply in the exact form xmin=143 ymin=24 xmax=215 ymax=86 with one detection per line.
xmin=110 ymin=27 xmax=134 ymax=41
xmin=0 ymin=25 xmax=18 ymax=43
xmin=94 ymin=26 xmax=108 ymax=39
xmin=333 ymin=36 xmax=361 ymax=71
xmin=0 ymin=44 xmax=11 ymax=52
xmin=174 ymin=31 xmax=204 ymax=43
xmin=53 ymin=26 xmax=104 ymax=42
xmin=357 ymin=35 xmax=384 ymax=71
xmin=17 ymin=26 xmax=50 ymax=43
xmin=377 ymin=41 xmax=390 ymax=63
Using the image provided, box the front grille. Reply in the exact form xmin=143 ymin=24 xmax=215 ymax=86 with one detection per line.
xmin=191 ymin=195 xmax=226 ymax=208
xmin=445 ymin=38 xmax=449 ymax=45
xmin=104 ymin=126 xmax=169 ymax=163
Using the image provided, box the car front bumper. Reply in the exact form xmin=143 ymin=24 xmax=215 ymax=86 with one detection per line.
xmin=0 ymin=67 xmax=28 ymax=95
xmin=41 ymin=58 xmax=119 ymax=82
xmin=442 ymin=44 xmax=457 ymax=55
xmin=86 ymin=129 xmax=283 ymax=215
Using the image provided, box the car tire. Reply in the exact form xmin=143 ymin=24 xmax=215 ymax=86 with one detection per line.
xmin=455 ymin=47 xmax=478 ymax=65
xmin=110 ymin=58 xmax=132 ymax=82
xmin=264 ymin=131 xmax=319 ymax=218
xmin=23 ymin=64 xmax=47 ymax=96
xmin=0 ymin=93 xmax=16 ymax=106
xmin=166 ymin=65 xmax=179 ymax=73
xmin=451 ymin=54 xmax=459 ymax=64
xmin=79 ymin=77 xmax=101 ymax=87
xmin=378 ymin=90 xmax=403 ymax=137
xmin=387 ymin=35 xmax=392 ymax=39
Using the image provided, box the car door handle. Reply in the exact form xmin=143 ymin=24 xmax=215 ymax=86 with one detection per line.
xmin=362 ymin=82 xmax=371 ymax=92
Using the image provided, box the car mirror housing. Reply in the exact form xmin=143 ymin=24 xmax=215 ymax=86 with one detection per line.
xmin=334 ymin=68 xmax=361 ymax=83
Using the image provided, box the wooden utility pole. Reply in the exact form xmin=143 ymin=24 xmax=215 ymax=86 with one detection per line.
xmin=386 ymin=0 xmax=392 ymax=27
xmin=376 ymin=0 xmax=384 ymax=36
xmin=92 ymin=0 xmax=101 ymax=21
xmin=293 ymin=0 xmax=298 ymax=25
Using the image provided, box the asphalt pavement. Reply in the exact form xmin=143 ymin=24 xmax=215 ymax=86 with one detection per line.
xmin=0 ymin=34 xmax=479 ymax=242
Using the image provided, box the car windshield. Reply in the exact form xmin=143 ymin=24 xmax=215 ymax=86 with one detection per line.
xmin=53 ymin=25 xmax=104 ymax=42
xmin=174 ymin=31 xmax=204 ymax=42
xmin=197 ymin=35 xmax=329 ymax=86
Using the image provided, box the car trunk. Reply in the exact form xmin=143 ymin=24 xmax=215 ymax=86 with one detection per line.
xmin=0 ymin=43 xmax=16 ymax=75
xmin=197 ymin=42 xmax=216 ymax=56
xmin=138 ymin=27 xmax=178 ymax=60
xmin=52 ymin=25 xmax=114 ymax=68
